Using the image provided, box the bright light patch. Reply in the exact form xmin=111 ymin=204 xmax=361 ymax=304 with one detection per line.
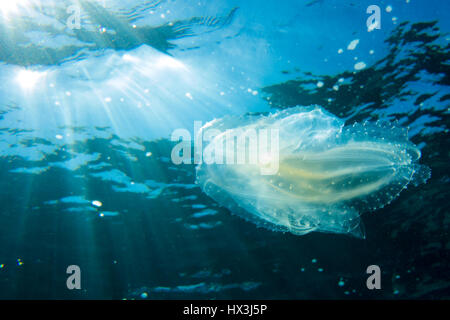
xmin=122 ymin=54 xmax=139 ymax=62
xmin=156 ymin=56 xmax=186 ymax=70
xmin=15 ymin=69 xmax=47 ymax=89
xmin=0 ymin=0 xmax=29 ymax=17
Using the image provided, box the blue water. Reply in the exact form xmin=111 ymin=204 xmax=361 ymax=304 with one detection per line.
xmin=0 ymin=0 xmax=448 ymax=299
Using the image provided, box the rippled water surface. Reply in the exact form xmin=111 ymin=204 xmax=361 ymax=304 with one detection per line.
xmin=0 ymin=0 xmax=449 ymax=299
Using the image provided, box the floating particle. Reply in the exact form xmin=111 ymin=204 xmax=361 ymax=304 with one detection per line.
xmin=141 ymin=292 xmax=149 ymax=299
xmin=338 ymin=279 xmax=345 ymax=287
xmin=55 ymin=134 xmax=63 ymax=140
xmin=311 ymin=259 xmax=317 ymax=264
xmin=386 ymin=5 xmax=393 ymax=13
xmin=333 ymin=85 xmax=339 ymax=91
xmin=0 ymin=264 xmax=4 ymax=269
xmin=338 ymin=48 xmax=343 ymax=54
xmin=354 ymin=62 xmax=366 ymax=70
xmin=347 ymin=39 xmax=359 ymax=51
xmin=316 ymin=81 xmax=324 ymax=88
xmin=92 ymin=200 xmax=103 ymax=207
xmin=185 ymin=92 xmax=193 ymax=100
xmin=146 ymin=152 xmax=152 ymax=157
xmin=318 ymin=268 xmax=324 ymax=272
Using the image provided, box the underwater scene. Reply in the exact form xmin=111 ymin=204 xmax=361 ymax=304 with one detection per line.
xmin=0 ymin=0 xmax=448 ymax=300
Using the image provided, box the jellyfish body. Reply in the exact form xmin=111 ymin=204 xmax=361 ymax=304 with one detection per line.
xmin=195 ymin=106 xmax=430 ymax=238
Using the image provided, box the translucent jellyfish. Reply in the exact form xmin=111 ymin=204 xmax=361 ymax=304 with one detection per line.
xmin=195 ymin=106 xmax=430 ymax=238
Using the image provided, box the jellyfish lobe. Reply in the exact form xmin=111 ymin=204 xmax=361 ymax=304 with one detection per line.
xmin=195 ymin=106 xmax=430 ymax=238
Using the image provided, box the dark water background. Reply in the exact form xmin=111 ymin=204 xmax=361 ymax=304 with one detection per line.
xmin=0 ymin=0 xmax=448 ymax=299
